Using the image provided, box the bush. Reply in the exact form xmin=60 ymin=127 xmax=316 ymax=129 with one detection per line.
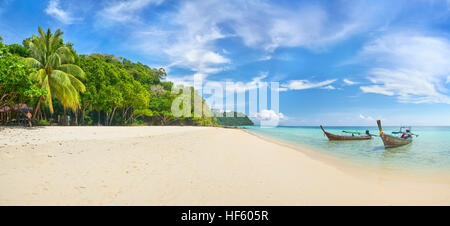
xmin=37 ymin=119 xmax=50 ymax=126
xmin=132 ymin=119 xmax=146 ymax=126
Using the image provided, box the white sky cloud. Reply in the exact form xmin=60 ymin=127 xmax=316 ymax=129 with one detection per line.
xmin=360 ymin=85 xmax=394 ymax=96
xmin=322 ymin=85 xmax=336 ymax=90
xmin=93 ymin=1 xmax=450 ymax=110
xmin=130 ymin=0 xmax=382 ymax=76
xmin=360 ymin=33 xmax=450 ymax=104
xmin=164 ymin=72 xmax=268 ymax=92
xmin=98 ymin=0 xmax=164 ymax=24
xmin=359 ymin=114 xmax=374 ymax=121
xmin=45 ymin=0 xmax=79 ymax=24
xmin=254 ymin=109 xmax=285 ymax=121
xmin=164 ymin=71 xmax=283 ymax=114
xmin=343 ymin=79 xmax=358 ymax=85
xmin=282 ymin=79 xmax=337 ymax=90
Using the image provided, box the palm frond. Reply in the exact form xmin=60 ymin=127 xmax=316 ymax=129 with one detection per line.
xmin=23 ymin=57 xmax=42 ymax=69
xmin=56 ymin=47 xmax=75 ymax=64
xmin=65 ymin=72 xmax=86 ymax=93
xmin=25 ymin=26 xmax=86 ymax=113
xmin=58 ymin=64 xmax=86 ymax=79
xmin=30 ymin=69 xmax=46 ymax=84
xmin=42 ymin=75 xmax=53 ymax=113
xmin=48 ymin=53 xmax=62 ymax=68
xmin=50 ymin=70 xmax=71 ymax=87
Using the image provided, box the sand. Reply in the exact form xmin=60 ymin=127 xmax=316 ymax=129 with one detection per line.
xmin=1 ymin=126 xmax=449 ymax=205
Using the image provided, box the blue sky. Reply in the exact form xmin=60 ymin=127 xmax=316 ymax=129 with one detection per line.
xmin=1 ymin=0 xmax=450 ymax=126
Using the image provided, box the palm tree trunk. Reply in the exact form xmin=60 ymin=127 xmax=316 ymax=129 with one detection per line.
xmin=106 ymin=112 xmax=110 ymax=126
xmin=33 ymin=96 xmax=43 ymax=120
xmin=81 ymin=109 xmax=85 ymax=125
xmin=63 ymin=108 xmax=67 ymax=126
xmin=97 ymin=110 xmax=101 ymax=126
xmin=74 ymin=110 xmax=78 ymax=126
xmin=43 ymin=107 xmax=47 ymax=121
xmin=81 ymin=103 xmax=87 ymax=125
xmin=109 ymin=107 xmax=117 ymax=126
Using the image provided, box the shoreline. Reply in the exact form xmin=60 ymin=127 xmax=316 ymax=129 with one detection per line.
xmin=242 ymin=129 xmax=450 ymax=185
xmin=1 ymin=126 xmax=450 ymax=205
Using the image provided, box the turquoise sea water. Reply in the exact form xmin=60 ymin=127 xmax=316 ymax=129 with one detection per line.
xmin=244 ymin=126 xmax=450 ymax=172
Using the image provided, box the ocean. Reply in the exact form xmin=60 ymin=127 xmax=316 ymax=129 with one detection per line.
xmin=244 ymin=126 xmax=450 ymax=172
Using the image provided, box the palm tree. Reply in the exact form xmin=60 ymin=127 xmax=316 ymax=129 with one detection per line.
xmin=24 ymin=27 xmax=85 ymax=118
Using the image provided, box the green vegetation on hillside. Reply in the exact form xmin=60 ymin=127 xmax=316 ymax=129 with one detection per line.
xmin=0 ymin=27 xmax=220 ymax=126
xmin=215 ymin=111 xmax=254 ymax=126
xmin=0 ymin=38 xmax=46 ymax=110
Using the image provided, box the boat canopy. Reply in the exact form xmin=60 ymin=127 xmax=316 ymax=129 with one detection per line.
xmin=342 ymin=131 xmax=361 ymax=135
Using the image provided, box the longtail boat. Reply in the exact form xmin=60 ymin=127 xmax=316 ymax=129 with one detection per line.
xmin=320 ymin=125 xmax=372 ymax=141
xmin=377 ymin=120 xmax=413 ymax=148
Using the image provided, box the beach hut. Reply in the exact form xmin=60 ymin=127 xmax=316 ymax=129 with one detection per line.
xmin=0 ymin=104 xmax=33 ymax=125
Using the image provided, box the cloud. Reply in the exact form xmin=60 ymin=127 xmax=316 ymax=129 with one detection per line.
xmin=360 ymin=85 xmax=394 ymax=96
xmin=165 ymin=72 xmax=267 ymax=90
xmin=130 ymin=0 xmax=386 ymax=75
xmin=322 ymin=85 xmax=336 ymax=90
xmin=258 ymin=55 xmax=272 ymax=61
xmin=343 ymin=79 xmax=358 ymax=85
xmin=282 ymin=79 xmax=337 ymax=90
xmin=252 ymin=109 xmax=286 ymax=127
xmin=98 ymin=0 xmax=164 ymax=24
xmin=218 ymin=1 xmax=366 ymax=51
xmin=165 ymin=71 xmax=280 ymax=114
xmin=254 ymin=109 xmax=285 ymax=121
xmin=359 ymin=33 xmax=450 ymax=104
xmin=45 ymin=0 xmax=79 ymax=24
xmin=165 ymin=48 xmax=230 ymax=74
xmin=164 ymin=73 xmax=208 ymax=88
xmin=133 ymin=1 xmax=230 ymax=74
xmin=359 ymin=114 xmax=374 ymax=121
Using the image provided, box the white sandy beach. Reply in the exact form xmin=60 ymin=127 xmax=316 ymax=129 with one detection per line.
xmin=1 ymin=126 xmax=450 ymax=205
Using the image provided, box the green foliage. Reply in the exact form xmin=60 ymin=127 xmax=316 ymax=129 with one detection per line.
xmin=22 ymin=37 xmax=32 ymax=50
xmin=37 ymin=119 xmax=51 ymax=126
xmin=215 ymin=111 xmax=254 ymax=126
xmin=0 ymin=36 xmax=5 ymax=55
xmin=0 ymin=53 xmax=46 ymax=109
xmin=78 ymin=53 xmax=215 ymax=126
xmin=134 ymin=108 xmax=153 ymax=118
xmin=7 ymin=44 xmax=30 ymax=57
xmin=148 ymin=85 xmax=176 ymax=125
xmin=2 ymin=27 xmax=219 ymax=127
xmin=123 ymin=59 xmax=166 ymax=89
xmin=160 ymin=81 xmax=173 ymax=92
xmin=78 ymin=54 xmax=149 ymax=125
xmin=24 ymin=26 xmax=86 ymax=113
xmin=132 ymin=119 xmax=146 ymax=126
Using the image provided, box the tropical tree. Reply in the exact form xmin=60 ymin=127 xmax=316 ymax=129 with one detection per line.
xmin=148 ymin=87 xmax=176 ymax=125
xmin=6 ymin=44 xmax=30 ymax=57
xmin=23 ymin=27 xmax=86 ymax=118
xmin=78 ymin=54 xmax=150 ymax=125
xmin=122 ymin=59 xmax=166 ymax=90
xmin=0 ymin=41 xmax=45 ymax=111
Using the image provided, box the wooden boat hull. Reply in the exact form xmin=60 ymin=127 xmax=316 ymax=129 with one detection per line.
xmin=380 ymin=134 xmax=412 ymax=148
xmin=320 ymin=125 xmax=372 ymax=141
xmin=377 ymin=120 xmax=413 ymax=148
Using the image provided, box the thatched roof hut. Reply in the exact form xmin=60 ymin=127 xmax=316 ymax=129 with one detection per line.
xmin=0 ymin=104 xmax=33 ymax=124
